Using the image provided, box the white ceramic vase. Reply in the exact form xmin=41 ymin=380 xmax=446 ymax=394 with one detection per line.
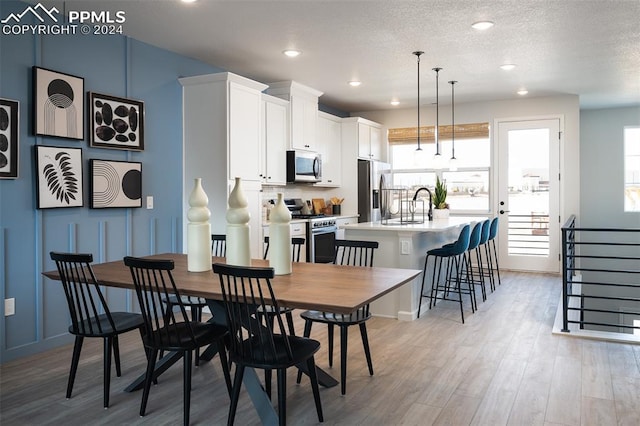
xmin=269 ymin=193 xmax=292 ymax=275
xmin=225 ymin=177 xmax=251 ymax=266
xmin=187 ymin=178 xmax=212 ymax=272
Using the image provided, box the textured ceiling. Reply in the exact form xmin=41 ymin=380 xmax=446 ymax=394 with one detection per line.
xmin=46 ymin=0 xmax=640 ymax=112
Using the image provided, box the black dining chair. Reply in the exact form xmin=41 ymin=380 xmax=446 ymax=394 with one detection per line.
xmin=162 ymin=234 xmax=226 ymax=365
xmin=124 ymin=256 xmax=232 ymax=426
xmin=49 ymin=251 xmax=145 ymax=409
xmin=261 ymin=236 xmax=305 ymax=335
xmin=298 ymin=239 xmax=379 ymax=395
xmin=212 ymin=263 xmax=323 ymax=426
xmin=263 ymin=236 xmax=305 ymax=263
xmin=211 ymin=233 xmax=227 ymax=257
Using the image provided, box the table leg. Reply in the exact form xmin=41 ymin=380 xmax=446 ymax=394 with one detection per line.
xmin=243 ymin=367 xmax=279 ymax=425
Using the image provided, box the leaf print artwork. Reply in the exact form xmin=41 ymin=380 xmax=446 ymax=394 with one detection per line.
xmin=42 ymin=152 xmax=79 ymax=204
xmin=36 ymin=145 xmax=83 ymax=209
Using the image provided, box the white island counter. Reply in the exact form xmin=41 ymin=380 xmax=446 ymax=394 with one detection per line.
xmin=342 ymin=216 xmax=486 ymax=321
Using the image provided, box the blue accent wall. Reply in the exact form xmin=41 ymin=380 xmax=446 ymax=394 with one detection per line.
xmin=0 ymin=1 xmax=221 ymax=362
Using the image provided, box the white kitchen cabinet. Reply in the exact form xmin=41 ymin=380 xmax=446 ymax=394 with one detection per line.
xmin=261 ymin=94 xmax=288 ymax=185
xmin=335 ymin=215 xmax=358 ymax=240
xmin=316 ymin=111 xmax=342 ymax=187
xmin=343 ymin=117 xmax=384 ymax=161
xmin=266 ymin=81 xmax=323 ymax=152
xmin=229 ymin=81 xmax=263 ymax=181
xmin=180 ymin=72 xmax=268 ymax=257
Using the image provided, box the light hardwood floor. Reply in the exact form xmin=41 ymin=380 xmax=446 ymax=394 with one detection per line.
xmin=1 ymin=271 xmax=639 ymax=425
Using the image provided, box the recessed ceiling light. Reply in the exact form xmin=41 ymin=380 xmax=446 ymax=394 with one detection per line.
xmin=471 ymin=21 xmax=494 ymax=30
xmin=517 ymin=89 xmax=529 ymax=96
xmin=181 ymin=0 xmax=198 ymax=3
xmin=283 ymin=49 xmax=302 ymax=58
xmin=500 ymin=64 xmax=516 ymax=71
xmin=390 ymin=100 xmax=400 ymax=106
xmin=348 ymin=81 xmax=362 ymax=87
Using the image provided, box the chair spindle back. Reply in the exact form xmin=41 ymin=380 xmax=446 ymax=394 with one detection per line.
xmin=213 ymin=263 xmax=293 ymax=364
xmin=50 ymin=252 xmax=115 ymax=335
xmin=124 ymin=256 xmax=197 ymax=348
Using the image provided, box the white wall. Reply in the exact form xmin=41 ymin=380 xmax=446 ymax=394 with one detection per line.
xmin=353 ymin=94 xmax=581 ymax=220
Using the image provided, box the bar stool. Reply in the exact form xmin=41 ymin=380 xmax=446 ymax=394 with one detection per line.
xmin=478 ymin=219 xmax=496 ymax=293
xmin=418 ymin=224 xmax=473 ymax=323
xmin=463 ymin=221 xmax=487 ymax=305
xmin=487 ymin=217 xmax=502 ymax=286
xmin=439 ymin=221 xmax=486 ymax=305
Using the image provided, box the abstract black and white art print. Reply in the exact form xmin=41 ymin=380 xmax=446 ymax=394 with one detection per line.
xmin=33 ymin=67 xmax=84 ymax=140
xmin=88 ymin=92 xmax=144 ymax=151
xmin=0 ymin=98 xmax=19 ymax=179
xmin=90 ymin=160 xmax=142 ymax=208
xmin=35 ymin=145 xmax=83 ymax=209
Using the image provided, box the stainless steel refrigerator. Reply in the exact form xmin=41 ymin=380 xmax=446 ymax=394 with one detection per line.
xmin=357 ymin=159 xmax=391 ymax=223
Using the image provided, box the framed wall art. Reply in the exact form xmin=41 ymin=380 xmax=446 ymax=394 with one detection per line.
xmin=88 ymin=92 xmax=144 ymax=151
xmin=90 ymin=159 xmax=142 ymax=208
xmin=35 ymin=145 xmax=83 ymax=209
xmin=33 ymin=67 xmax=84 ymax=140
xmin=0 ymin=98 xmax=19 ymax=179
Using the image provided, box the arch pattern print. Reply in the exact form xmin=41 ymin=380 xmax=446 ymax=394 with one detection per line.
xmin=89 ymin=159 xmax=142 ymax=208
xmin=33 ymin=67 xmax=84 ymax=140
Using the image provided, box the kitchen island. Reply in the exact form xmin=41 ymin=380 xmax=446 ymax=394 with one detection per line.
xmin=341 ymin=216 xmax=486 ymax=321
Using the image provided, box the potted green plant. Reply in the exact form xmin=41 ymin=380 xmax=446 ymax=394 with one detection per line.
xmin=433 ymin=176 xmax=449 ymax=219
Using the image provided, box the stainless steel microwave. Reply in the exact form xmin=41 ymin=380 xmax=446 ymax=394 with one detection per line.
xmin=286 ymin=150 xmax=322 ymax=183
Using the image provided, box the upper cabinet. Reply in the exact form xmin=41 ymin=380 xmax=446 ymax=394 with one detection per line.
xmin=266 ymin=81 xmax=323 ymax=152
xmin=180 ymin=72 xmax=268 ymax=183
xmin=228 ymin=81 xmax=265 ymax=181
xmin=316 ymin=111 xmax=342 ymax=187
xmin=261 ymin=94 xmax=288 ymax=186
xmin=180 ymin=72 xmax=268 ymax=257
xmin=343 ymin=117 xmax=384 ymax=161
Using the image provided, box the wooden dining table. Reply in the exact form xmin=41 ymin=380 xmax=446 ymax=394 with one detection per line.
xmin=43 ymin=253 xmax=421 ymax=425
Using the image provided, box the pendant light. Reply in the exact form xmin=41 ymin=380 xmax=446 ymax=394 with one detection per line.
xmin=432 ymin=67 xmax=443 ymax=169
xmin=413 ymin=51 xmax=426 ymax=166
xmin=448 ymin=80 xmax=458 ymax=171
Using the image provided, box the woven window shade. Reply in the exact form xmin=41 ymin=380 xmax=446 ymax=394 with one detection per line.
xmin=388 ymin=122 xmax=489 ymax=144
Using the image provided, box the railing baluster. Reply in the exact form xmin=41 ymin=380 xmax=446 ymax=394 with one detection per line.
xmin=561 ymin=215 xmax=640 ymax=334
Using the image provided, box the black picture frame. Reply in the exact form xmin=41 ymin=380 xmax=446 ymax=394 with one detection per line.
xmin=88 ymin=92 xmax=144 ymax=151
xmin=90 ymin=159 xmax=142 ymax=208
xmin=32 ymin=67 xmax=84 ymax=140
xmin=35 ymin=145 xmax=84 ymax=209
xmin=0 ymin=98 xmax=19 ymax=179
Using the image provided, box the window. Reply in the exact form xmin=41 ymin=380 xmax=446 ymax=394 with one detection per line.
xmin=388 ymin=122 xmax=491 ymax=213
xmin=624 ymin=126 xmax=640 ymax=212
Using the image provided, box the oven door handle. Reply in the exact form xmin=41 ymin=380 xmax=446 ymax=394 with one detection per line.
xmin=311 ymin=225 xmax=338 ymax=234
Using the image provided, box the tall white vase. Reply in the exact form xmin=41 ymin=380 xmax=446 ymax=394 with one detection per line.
xmin=187 ymin=178 xmax=212 ymax=272
xmin=269 ymin=193 xmax=292 ymax=275
xmin=226 ymin=177 xmax=251 ymax=266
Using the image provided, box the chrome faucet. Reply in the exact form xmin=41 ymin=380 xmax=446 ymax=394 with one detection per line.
xmin=412 ymin=187 xmax=433 ymax=221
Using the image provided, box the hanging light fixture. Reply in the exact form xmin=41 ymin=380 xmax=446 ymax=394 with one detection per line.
xmin=432 ymin=67 xmax=443 ymax=169
xmin=448 ymin=80 xmax=458 ymax=171
xmin=413 ymin=51 xmax=426 ymax=165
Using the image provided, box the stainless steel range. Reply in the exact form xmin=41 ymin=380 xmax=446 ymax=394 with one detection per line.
xmin=285 ymin=199 xmax=337 ymax=263
xmin=307 ymin=216 xmax=337 ymax=263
